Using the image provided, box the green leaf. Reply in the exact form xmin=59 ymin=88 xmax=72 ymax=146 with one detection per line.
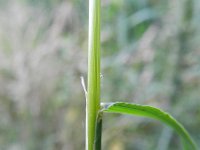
xmin=101 ymin=102 xmax=197 ymax=150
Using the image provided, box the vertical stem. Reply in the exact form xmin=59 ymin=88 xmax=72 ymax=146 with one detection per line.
xmin=86 ymin=0 xmax=101 ymax=150
xmin=94 ymin=113 xmax=103 ymax=150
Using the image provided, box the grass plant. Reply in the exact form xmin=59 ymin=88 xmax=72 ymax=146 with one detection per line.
xmin=85 ymin=0 xmax=197 ymax=150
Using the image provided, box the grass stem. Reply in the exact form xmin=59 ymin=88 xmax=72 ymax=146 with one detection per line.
xmin=86 ymin=0 xmax=101 ymax=149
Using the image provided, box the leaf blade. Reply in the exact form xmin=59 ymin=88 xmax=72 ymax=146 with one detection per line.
xmin=101 ymin=102 xmax=197 ymax=150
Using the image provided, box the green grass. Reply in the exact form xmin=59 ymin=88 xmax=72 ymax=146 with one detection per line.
xmin=86 ymin=0 xmax=197 ymax=150
xmin=86 ymin=0 xmax=101 ymax=149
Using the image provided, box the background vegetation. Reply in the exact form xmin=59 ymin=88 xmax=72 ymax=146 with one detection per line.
xmin=0 ymin=0 xmax=199 ymax=149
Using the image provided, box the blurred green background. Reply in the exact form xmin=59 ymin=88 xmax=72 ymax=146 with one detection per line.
xmin=0 ymin=0 xmax=200 ymax=149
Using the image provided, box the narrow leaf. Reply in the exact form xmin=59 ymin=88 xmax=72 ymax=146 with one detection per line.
xmin=101 ymin=102 xmax=197 ymax=150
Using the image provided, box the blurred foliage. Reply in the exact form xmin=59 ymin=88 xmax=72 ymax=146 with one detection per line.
xmin=0 ymin=0 xmax=200 ymax=150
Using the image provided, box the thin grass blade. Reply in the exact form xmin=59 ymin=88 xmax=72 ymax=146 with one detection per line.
xmin=101 ymin=102 xmax=197 ymax=150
